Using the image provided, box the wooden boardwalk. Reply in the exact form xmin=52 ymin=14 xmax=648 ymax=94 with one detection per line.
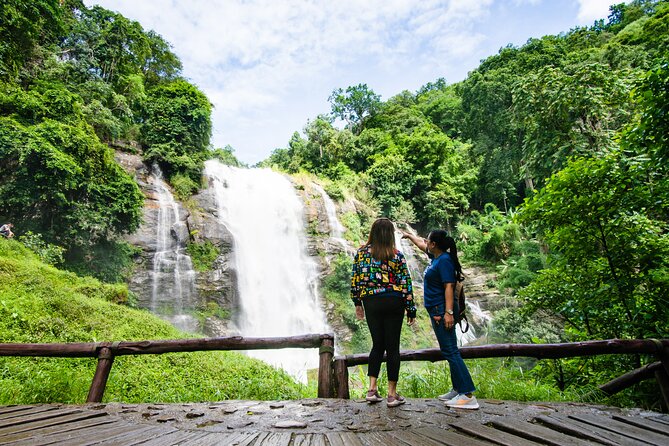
xmin=0 ymin=399 xmax=667 ymax=445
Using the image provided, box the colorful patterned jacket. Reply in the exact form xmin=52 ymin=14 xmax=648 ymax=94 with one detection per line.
xmin=350 ymin=245 xmax=416 ymax=318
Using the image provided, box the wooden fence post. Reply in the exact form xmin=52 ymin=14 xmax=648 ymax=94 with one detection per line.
xmin=333 ymin=358 xmax=350 ymax=399
xmin=87 ymin=346 xmax=114 ymax=403
xmin=654 ymin=342 xmax=669 ymax=412
xmin=318 ymin=336 xmax=334 ymax=398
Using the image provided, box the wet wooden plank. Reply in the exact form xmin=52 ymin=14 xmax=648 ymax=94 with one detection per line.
xmin=0 ymin=406 xmax=36 ymax=416
xmin=490 ymin=416 xmax=598 ymax=446
xmin=364 ymin=431 xmax=409 ymax=446
xmin=175 ymin=432 xmax=252 ymax=446
xmin=178 ymin=431 xmax=261 ymax=446
xmin=537 ymin=414 xmax=645 ymax=446
xmin=414 ymin=426 xmax=497 ymax=446
xmin=571 ymin=413 xmax=669 ymax=446
xmin=612 ymin=415 xmax=669 ymax=436
xmin=292 ymin=433 xmax=327 ymax=446
xmin=449 ymin=419 xmax=543 ymax=446
xmin=0 ymin=408 xmax=84 ymax=429
xmin=0 ymin=406 xmax=64 ymax=421
xmin=0 ymin=412 xmax=112 ymax=442
xmin=81 ymin=425 xmax=178 ymax=445
xmin=253 ymin=431 xmax=292 ymax=446
xmin=4 ymin=422 xmax=134 ymax=446
xmin=228 ymin=432 xmax=263 ymax=446
xmin=325 ymin=432 xmax=365 ymax=446
xmin=648 ymin=415 xmax=669 ymax=426
xmin=124 ymin=429 xmax=210 ymax=446
xmin=389 ymin=429 xmax=449 ymax=446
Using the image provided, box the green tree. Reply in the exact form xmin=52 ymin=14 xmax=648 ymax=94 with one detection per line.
xmin=142 ymin=79 xmax=212 ymax=185
xmin=512 ymin=62 xmax=636 ymax=185
xmin=416 ymin=80 xmax=463 ymax=138
xmin=211 ymin=145 xmax=243 ymax=167
xmin=328 ymin=84 xmax=381 ymax=134
xmin=365 ymin=151 xmax=415 ymax=217
xmin=0 ymin=116 xmax=143 ymax=252
xmin=0 ymin=0 xmax=77 ymax=79
xmin=517 ymin=150 xmax=669 ymax=340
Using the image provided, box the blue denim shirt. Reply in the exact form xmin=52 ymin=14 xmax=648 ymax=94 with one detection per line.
xmin=423 ymin=253 xmax=455 ymax=308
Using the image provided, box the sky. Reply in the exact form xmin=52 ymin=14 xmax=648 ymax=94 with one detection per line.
xmin=84 ymin=0 xmax=615 ymax=165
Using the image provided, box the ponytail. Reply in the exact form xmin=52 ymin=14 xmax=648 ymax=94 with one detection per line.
xmin=428 ymin=230 xmax=463 ymax=281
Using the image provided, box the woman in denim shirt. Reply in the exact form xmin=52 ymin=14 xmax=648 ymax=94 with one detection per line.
xmin=403 ymin=229 xmax=479 ymax=410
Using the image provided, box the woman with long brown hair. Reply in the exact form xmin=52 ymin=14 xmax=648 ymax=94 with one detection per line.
xmin=351 ymin=218 xmax=416 ymax=407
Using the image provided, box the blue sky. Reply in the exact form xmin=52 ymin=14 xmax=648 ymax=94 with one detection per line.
xmin=85 ymin=0 xmax=616 ymax=165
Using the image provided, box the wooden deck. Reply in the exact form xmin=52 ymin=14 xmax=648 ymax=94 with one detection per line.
xmin=0 ymin=399 xmax=667 ymax=445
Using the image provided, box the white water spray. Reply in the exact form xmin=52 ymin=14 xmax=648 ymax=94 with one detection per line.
xmin=150 ymin=166 xmax=198 ymax=333
xmin=311 ymin=183 xmax=351 ymax=254
xmin=458 ymin=300 xmax=492 ymax=346
xmin=205 ymin=161 xmax=329 ymax=381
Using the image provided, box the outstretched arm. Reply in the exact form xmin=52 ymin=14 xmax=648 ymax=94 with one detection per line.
xmin=401 ymin=231 xmax=427 ymax=253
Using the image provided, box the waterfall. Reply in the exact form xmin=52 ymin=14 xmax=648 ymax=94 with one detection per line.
xmin=458 ymin=300 xmax=492 ymax=346
xmin=204 ymin=160 xmax=329 ymax=381
xmin=150 ymin=166 xmax=198 ymax=333
xmin=394 ymin=230 xmax=425 ymax=288
xmin=311 ymin=183 xmax=350 ymax=254
xmin=311 ymin=184 xmax=345 ymax=238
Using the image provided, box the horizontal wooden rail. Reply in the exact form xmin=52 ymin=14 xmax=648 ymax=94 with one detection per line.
xmin=336 ymin=339 xmax=669 ymax=366
xmin=0 ymin=333 xmax=335 ymax=403
xmin=332 ymin=338 xmax=669 ymax=405
xmin=0 ymin=334 xmax=332 ymax=357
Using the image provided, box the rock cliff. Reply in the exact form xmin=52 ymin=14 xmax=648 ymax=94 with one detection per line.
xmin=115 ymin=152 xmax=238 ymax=336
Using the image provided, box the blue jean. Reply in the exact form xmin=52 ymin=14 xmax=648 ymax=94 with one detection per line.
xmin=426 ymin=302 xmax=476 ymax=394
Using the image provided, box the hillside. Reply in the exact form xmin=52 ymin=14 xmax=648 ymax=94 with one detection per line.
xmin=0 ymin=239 xmax=306 ymax=404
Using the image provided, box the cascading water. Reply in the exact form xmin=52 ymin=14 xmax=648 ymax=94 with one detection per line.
xmin=393 ymin=230 xmax=481 ymax=345
xmin=204 ymin=160 xmax=329 ymax=381
xmin=311 ymin=183 xmax=351 ymax=254
xmin=458 ymin=300 xmax=492 ymax=346
xmin=150 ymin=166 xmax=199 ymax=333
xmin=395 ymin=229 xmax=425 ymax=287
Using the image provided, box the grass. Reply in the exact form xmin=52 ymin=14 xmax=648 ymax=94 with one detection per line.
xmin=348 ymin=358 xmax=583 ymax=403
xmin=1 ymin=236 xmax=655 ymax=409
xmin=186 ymin=240 xmax=220 ymax=272
xmin=0 ymin=238 xmax=308 ymax=404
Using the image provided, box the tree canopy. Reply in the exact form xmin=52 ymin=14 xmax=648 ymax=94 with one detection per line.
xmin=0 ymin=0 xmax=211 ymax=279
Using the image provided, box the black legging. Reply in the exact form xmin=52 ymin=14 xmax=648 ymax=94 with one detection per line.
xmin=362 ymin=293 xmax=405 ymax=382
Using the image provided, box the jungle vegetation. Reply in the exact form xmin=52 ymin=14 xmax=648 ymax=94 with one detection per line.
xmin=0 ymin=0 xmax=668 ymax=409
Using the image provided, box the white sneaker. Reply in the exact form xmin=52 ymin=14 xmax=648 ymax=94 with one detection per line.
xmin=437 ymin=389 xmax=458 ymax=401
xmin=445 ymin=394 xmax=479 ymax=410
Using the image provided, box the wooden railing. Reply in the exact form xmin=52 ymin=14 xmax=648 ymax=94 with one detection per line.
xmin=332 ymin=338 xmax=669 ymax=409
xmin=0 ymin=333 xmax=335 ymax=402
xmin=1 ymin=336 xmax=667 ymax=409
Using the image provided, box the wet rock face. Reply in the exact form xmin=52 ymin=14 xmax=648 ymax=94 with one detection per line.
xmin=115 ymin=152 xmax=160 ymax=306
xmin=189 ymin=180 xmax=239 ymax=336
xmin=115 ymin=152 xmax=238 ymax=336
xmin=292 ymin=180 xmax=356 ymax=347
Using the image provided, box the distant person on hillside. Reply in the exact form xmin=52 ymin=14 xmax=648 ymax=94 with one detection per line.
xmin=0 ymin=223 xmax=14 ymax=238
xmin=351 ymin=218 xmax=416 ymax=407
xmin=402 ymin=229 xmax=479 ymax=410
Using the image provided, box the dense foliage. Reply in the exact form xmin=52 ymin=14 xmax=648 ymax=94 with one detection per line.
xmin=1 ymin=0 xmax=668 ymax=410
xmin=0 ymin=0 xmax=211 ymax=278
xmin=0 ymin=239 xmax=306 ymax=403
xmin=264 ymin=0 xmax=669 ymax=410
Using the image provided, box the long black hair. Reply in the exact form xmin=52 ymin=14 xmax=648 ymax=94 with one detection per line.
xmin=428 ymin=230 xmax=463 ymax=281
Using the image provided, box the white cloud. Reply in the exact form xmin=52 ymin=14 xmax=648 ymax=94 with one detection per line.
xmin=575 ymin=0 xmax=612 ymax=23
xmin=83 ymin=0 xmax=586 ymax=163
